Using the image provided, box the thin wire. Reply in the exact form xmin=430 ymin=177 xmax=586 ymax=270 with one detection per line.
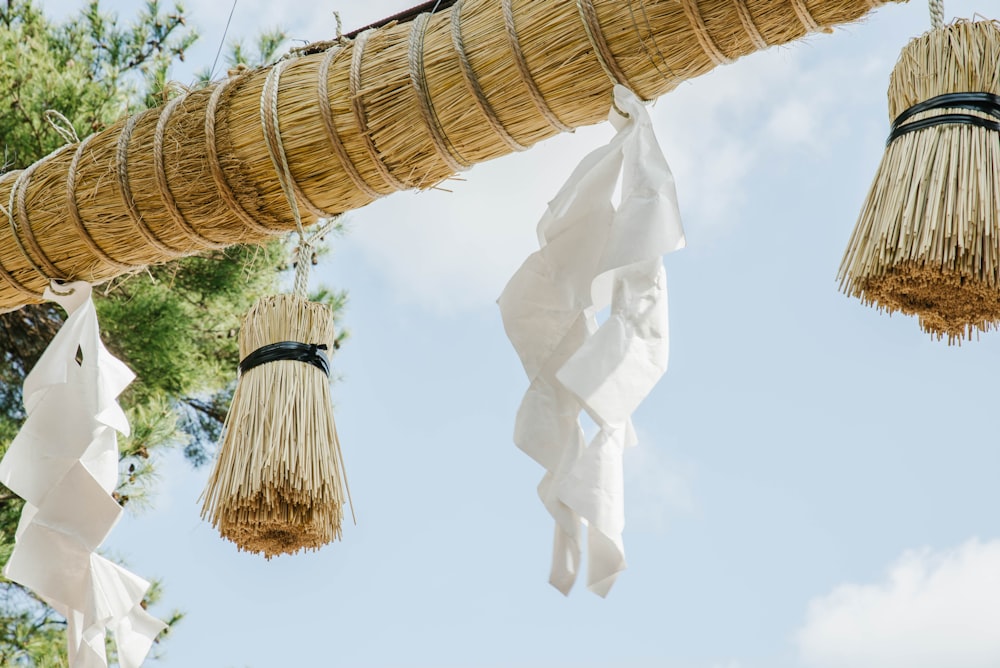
xmin=211 ymin=0 xmax=239 ymax=80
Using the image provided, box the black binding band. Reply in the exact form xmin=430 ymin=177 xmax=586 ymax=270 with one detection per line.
xmin=239 ymin=341 xmax=330 ymax=377
xmin=888 ymin=92 xmax=1000 ymax=145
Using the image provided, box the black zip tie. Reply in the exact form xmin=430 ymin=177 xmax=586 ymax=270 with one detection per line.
xmin=887 ymin=92 xmax=1000 ymax=145
xmin=239 ymin=341 xmax=330 ymax=377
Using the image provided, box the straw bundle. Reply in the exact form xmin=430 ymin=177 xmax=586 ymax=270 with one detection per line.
xmin=838 ymin=20 xmax=1000 ymax=342
xmin=0 ymin=0 xmax=904 ymax=314
xmin=200 ymin=294 xmax=351 ymax=558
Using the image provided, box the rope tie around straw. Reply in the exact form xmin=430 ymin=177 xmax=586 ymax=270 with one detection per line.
xmin=790 ymin=0 xmax=823 ymax=33
xmin=261 ymin=61 xmax=331 ymax=219
xmin=577 ymin=0 xmax=641 ymax=96
xmin=501 ymin=0 xmax=574 ymax=134
xmin=154 ymin=95 xmax=229 ymax=250
xmin=624 ymin=0 xmax=680 ymax=88
xmin=929 ymin=0 xmax=944 ymax=29
xmin=409 ymin=12 xmax=471 ymax=173
xmin=350 ymin=30 xmax=410 ymax=192
xmin=10 ymin=147 xmax=73 ymax=282
xmin=679 ymin=0 xmax=733 ymax=65
xmin=67 ymin=134 xmax=134 ymax=272
xmin=0 ymin=172 xmax=43 ymax=298
xmin=450 ymin=0 xmax=527 ymax=152
xmin=117 ymin=113 xmax=184 ymax=257
xmin=205 ymin=75 xmax=275 ymax=236
xmin=318 ymin=46 xmax=383 ymax=199
xmin=732 ymin=0 xmax=769 ymax=51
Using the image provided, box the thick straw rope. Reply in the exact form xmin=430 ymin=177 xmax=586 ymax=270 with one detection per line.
xmin=154 ymin=94 xmax=229 ymax=250
xmin=351 ymin=30 xmax=410 ymax=192
xmin=450 ymin=0 xmax=527 ymax=152
xmin=679 ymin=0 xmax=733 ymax=65
xmin=409 ymin=12 xmax=471 ymax=172
xmin=502 ymin=0 xmax=574 ymax=133
xmin=0 ymin=0 xmax=903 ymax=313
xmin=318 ymin=47 xmax=384 ymax=199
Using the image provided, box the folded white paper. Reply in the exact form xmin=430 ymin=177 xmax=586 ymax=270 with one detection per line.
xmin=0 ymin=281 xmax=166 ymax=667
xmin=499 ymin=86 xmax=685 ymax=596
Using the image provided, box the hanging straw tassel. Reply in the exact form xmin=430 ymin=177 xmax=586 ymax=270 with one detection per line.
xmin=200 ymin=293 xmax=352 ymax=558
xmin=201 ymin=57 xmax=352 ymax=558
xmin=838 ymin=19 xmax=1000 ymax=343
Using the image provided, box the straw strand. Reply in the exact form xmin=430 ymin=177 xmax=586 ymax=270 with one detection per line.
xmin=409 ymin=12 xmax=470 ymax=172
xmin=205 ymin=76 xmax=275 ymax=236
xmin=317 ymin=46 xmax=383 ymax=199
xmin=679 ymin=0 xmax=733 ymax=65
xmin=66 ymin=134 xmax=134 ymax=272
xmin=450 ymin=0 xmax=527 ymax=152
xmin=501 ymin=0 xmax=573 ymax=133
xmin=117 ymin=113 xmax=183 ymax=256
xmin=350 ymin=30 xmax=409 ymax=192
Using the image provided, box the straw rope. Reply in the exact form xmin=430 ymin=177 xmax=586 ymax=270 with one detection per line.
xmin=66 ymin=134 xmax=135 ymax=272
xmin=117 ymin=112 xmax=183 ymax=257
xmin=351 ymin=30 xmax=410 ymax=192
xmin=450 ymin=0 xmax=527 ymax=152
xmin=318 ymin=46 xmax=384 ymax=198
xmin=154 ymin=95 xmax=229 ymax=250
xmin=0 ymin=0 xmax=903 ymax=312
xmin=929 ymin=0 xmax=944 ymax=29
xmin=733 ymin=0 xmax=769 ymax=51
xmin=790 ymin=0 xmax=823 ymax=33
xmin=577 ymin=0 xmax=639 ymax=93
xmin=501 ymin=0 xmax=574 ymax=133
xmin=409 ymin=12 xmax=471 ymax=171
xmin=11 ymin=149 xmax=73 ymax=281
xmin=679 ymin=0 xmax=733 ymax=65
xmin=205 ymin=75 xmax=275 ymax=236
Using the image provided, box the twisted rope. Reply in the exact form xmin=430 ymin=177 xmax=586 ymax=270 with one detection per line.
xmin=733 ymin=0 xmax=769 ymax=51
xmin=679 ymin=0 xmax=732 ymax=65
xmin=205 ymin=75 xmax=274 ymax=235
xmin=318 ymin=46 xmax=382 ymax=199
xmin=409 ymin=12 xmax=470 ymax=172
xmin=929 ymin=0 xmax=944 ymax=29
xmin=789 ymin=0 xmax=821 ymax=33
xmin=450 ymin=0 xmax=527 ymax=152
xmin=154 ymin=94 xmax=229 ymax=250
xmin=116 ymin=112 xmax=184 ymax=256
xmin=577 ymin=0 xmax=639 ymax=95
xmin=501 ymin=0 xmax=573 ymax=133
xmin=0 ymin=171 xmax=43 ymax=297
xmin=350 ymin=30 xmax=409 ymax=191
xmin=10 ymin=147 xmax=73 ymax=282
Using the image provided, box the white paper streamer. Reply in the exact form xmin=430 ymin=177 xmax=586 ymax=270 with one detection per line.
xmin=0 ymin=281 xmax=166 ymax=667
xmin=499 ymin=86 xmax=685 ymax=596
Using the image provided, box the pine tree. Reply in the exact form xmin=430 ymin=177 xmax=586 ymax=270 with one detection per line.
xmin=0 ymin=2 xmax=347 ymax=663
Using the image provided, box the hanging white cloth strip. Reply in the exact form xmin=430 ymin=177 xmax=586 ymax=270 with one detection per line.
xmin=499 ymin=85 xmax=685 ymax=596
xmin=0 ymin=281 xmax=166 ymax=667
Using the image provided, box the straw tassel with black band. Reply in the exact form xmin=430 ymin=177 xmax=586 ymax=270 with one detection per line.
xmin=839 ymin=12 xmax=1000 ymax=342
xmin=200 ymin=55 xmax=353 ymax=559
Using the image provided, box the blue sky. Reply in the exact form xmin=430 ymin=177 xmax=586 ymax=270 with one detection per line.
xmin=40 ymin=1 xmax=1000 ymax=666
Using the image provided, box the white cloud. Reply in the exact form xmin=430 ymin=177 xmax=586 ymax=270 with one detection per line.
xmin=796 ymin=538 xmax=1000 ymax=668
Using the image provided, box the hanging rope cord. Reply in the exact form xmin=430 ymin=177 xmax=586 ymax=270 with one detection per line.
xmin=929 ymin=0 xmax=944 ymax=29
xmin=259 ymin=59 xmax=339 ymax=298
